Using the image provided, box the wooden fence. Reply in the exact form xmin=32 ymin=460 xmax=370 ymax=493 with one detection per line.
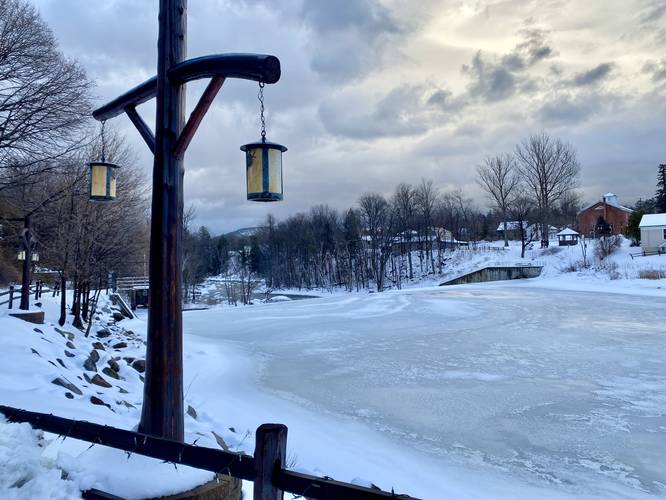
xmin=0 ymin=281 xmax=45 ymax=309
xmin=0 ymin=405 xmax=416 ymax=500
xmin=629 ymin=249 xmax=665 ymax=259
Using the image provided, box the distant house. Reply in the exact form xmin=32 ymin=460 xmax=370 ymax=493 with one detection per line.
xmin=577 ymin=193 xmax=633 ymax=237
xmin=639 ymin=214 xmax=666 ymax=253
xmin=496 ymin=221 xmax=526 ymax=240
xmin=556 ymin=227 xmax=580 ymax=246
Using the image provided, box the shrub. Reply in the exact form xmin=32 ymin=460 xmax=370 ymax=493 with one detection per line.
xmin=594 ymin=235 xmax=621 ymax=261
xmin=639 ymin=269 xmax=666 ymax=280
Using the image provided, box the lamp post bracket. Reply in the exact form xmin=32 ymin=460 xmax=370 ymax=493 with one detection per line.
xmin=92 ymin=53 xmax=281 ymax=121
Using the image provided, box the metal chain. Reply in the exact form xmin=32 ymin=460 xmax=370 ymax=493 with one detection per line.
xmin=258 ymin=82 xmax=266 ymax=143
xmin=100 ymin=120 xmax=107 ymax=162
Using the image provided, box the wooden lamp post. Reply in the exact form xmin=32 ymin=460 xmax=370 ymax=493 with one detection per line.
xmin=92 ymin=0 xmax=283 ymax=441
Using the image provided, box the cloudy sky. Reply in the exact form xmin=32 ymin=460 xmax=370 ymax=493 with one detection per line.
xmin=32 ymin=0 xmax=666 ymax=233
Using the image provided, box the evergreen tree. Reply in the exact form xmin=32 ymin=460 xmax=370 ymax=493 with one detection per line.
xmin=656 ymin=164 xmax=666 ymax=213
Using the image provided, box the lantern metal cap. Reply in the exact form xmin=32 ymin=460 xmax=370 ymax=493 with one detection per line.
xmin=88 ymin=161 xmax=121 ymax=169
xmin=240 ymin=140 xmax=287 ymax=152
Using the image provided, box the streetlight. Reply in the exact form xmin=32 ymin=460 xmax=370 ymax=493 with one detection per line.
xmin=91 ymin=0 xmax=284 ymax=442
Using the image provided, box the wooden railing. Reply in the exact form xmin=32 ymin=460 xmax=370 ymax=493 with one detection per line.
xmin=0 ymin=405 xmax=416 ymax=500
xmin=0 ymin=281 xmax=45 ymax=309
xmin=629 ymin=249 xmax=665 ymax=259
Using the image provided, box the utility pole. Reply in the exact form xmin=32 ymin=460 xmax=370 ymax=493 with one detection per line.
xmin=140 ymin=0 xmax=187 ymax=441
xmin=19 ymin=215 xmax=33 ymax=311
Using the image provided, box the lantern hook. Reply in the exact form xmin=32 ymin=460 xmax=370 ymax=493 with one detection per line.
xmin=258 ymin=81 xmax=266 ymax=143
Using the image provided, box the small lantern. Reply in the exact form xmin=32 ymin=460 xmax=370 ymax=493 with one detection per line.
xmin=240 ymin=82 xmax=286 ymax=202
xmin=89 ymin=161 xmax=119 ymax=201
xmin=240 ymin=141 xmax=287 ymax=202
xmin=32 ymin=252 xmax=39 ymax=263
xmin=17 ymin=250 xmax=25 ymax=261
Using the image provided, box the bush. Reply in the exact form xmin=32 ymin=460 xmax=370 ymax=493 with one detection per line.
xmin=601 ymin=261 xmax=621 ymax=280
xmin=639 ymin=269 xmax=666 ymax=280
xmin=594 ymin=235 xmax=621 ymax=261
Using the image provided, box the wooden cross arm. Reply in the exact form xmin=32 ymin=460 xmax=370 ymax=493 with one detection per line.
xmin=92 ymin=53 xmax=281 ymax=121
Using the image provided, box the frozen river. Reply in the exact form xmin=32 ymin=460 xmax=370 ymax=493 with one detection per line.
xmin=184 ymin=283 xmax=666 ymax=499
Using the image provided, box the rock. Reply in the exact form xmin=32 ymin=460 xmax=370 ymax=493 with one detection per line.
xmin=112 ymin=312 xmax=124 ymax=322
xmin=56 ymin=358 xmax=66 ymax=368
xmin=112 ymin=342 xmax=127 ymax=349
xmin=107 ymin=359 xmax=120 ymax=372
xmin=64 ymin=350 xmax=75 ymax=358
xmin=131 ymin=359 xmax=146 ymax=373
xmin=187 ymin=405 xmax=198 ymax=420
xmin=48 ymin=360 xmax=57 ymax=367
xmin=65 ymin=341 xmax=76 ymax=350
xmin=211 ymin=431 xmax=229 ymax=451
xmin=118 ymin=387 xmax=129 ymax=394
xmin=65 ymin=392 xmax=74 ymax=399
xmin=139 ymin=375 xmax=144 ymax=383
xmin=33 ymin=328 xmax=43 ymax=334
xmin=119 ymin=400 xmax=136 ymax=409
xmin=51 ymin=377 xmax=82 ymax=395
xmin=102 ymin=367 xmax=119 ymax=380
xmin=83 ymin=357 xmax=97 ymax=372
xmin=30 ymin=348 xmax=41 ymax=357
xmin=123 ymin=357 xmax=135 ymax=364
xmin=96 ymin=329 xmax=111 ymax=338
xmin=55 ymin=328 xmax=75 ymax=340
xmin=90 ymin=396 xmax=111 ymax=409
xmin=90 ymin=374 xmax=112 ymax=388
xmin=83 ymin=373 xmax=92 ymax=383
xmin=89 ymin=350 xmax=100 ymax=363
xmin=92 ymin=342 xmax=105 ymax=350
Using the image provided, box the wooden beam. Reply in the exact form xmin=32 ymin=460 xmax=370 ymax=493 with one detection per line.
xmin=124 ymin=106 xmax=156 ymax=154
xmin=139 ymin=0 xmax=186 ymax=442
xmin=92 ymin=54 xmax=280 ymax=121
xmin=173 ymin=76 xmax=224 ymax=159
xmin=254 ymin=424 xmax=287 ymax=500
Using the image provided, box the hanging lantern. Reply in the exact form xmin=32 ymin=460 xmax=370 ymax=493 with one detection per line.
xmin=240 ymin=140 xmax=287 ymax=202
xmin=32 ymin=252 xmax=39 ymax=263
xmin=89 ymin=161 xmax=119 ymax=201
xmin=17 ymin=250 xmax=25 ymax=261
xmin=240 ymin=82 xmax=286 ymax=202
xmin=89 ymin=121 xmax=120 ymax=201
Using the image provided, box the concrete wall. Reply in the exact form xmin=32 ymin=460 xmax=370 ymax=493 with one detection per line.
xmin=641 ymin=227 xmax=666 ymax=253
xmin=440 ymin=266 xmax=543 ymax=286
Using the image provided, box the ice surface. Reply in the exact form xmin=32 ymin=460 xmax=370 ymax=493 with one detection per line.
xmin=184 ymin=283 xmax=666 ymax=499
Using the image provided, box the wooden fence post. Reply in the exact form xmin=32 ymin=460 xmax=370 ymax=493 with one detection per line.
xmin=8 ymin=286 xmax=14 ymax=309
xmin=254 ymin=424 xmax=287 ymax=500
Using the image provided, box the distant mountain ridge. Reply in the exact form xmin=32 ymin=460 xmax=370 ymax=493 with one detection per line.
xmin=225 ymin=226 xmax=261 ymax=238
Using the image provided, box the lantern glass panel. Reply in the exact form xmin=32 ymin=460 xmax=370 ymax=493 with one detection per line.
xmin=90 ymin=164 xmax=108 ymax=198
xmin=109 ymin=168 xmax=117 ymax=199
xmin=246 ymin=148 xmax=263 ymax=194
xmin=268 ymin=148 xmax=282 ymax=193
xmin=17 ymin=250 xmax=25 ymax=261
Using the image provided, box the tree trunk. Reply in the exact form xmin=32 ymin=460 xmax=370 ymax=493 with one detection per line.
xmin=59 ymin=274 xmax=67 ymax=327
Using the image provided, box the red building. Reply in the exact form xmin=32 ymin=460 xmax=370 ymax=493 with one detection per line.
xmin=577 ymin=193 xmax=633 ymax=236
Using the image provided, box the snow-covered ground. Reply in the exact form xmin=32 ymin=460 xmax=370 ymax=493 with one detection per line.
xmin=1 ymin=240 xmax=666 ymax=499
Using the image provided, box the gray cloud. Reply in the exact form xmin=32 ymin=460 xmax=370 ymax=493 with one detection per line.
xmin=28 ymin=0 xmax=665 ymax=233
xmin=462 ymin=27 xmax=554 ymax=102
xmin=571 ymin=63 xmax=614 ymax=86
xmin=643 ymin=59 xmax=666 ymax=82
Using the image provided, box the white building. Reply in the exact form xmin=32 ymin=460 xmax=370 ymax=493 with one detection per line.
xmin=639 ymin=214 xmax=666 ymax=253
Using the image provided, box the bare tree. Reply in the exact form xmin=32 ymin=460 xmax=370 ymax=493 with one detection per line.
xmin=509 ymin=193 xmax=537 ymax=258
xmin=515 ymin=133 xmax=580 ymax=247
xmin=414 ymin=179 xmax=438 ymax=274
xmin=392 ymin=183 xmax=415 ymax=279
xmin=477 ymin=154 xmax=520 ymax=247
xmin=0 ymin=0 xmax=91 ymax=178
xmin=358 ymin=193 xmax=394 ymax=292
